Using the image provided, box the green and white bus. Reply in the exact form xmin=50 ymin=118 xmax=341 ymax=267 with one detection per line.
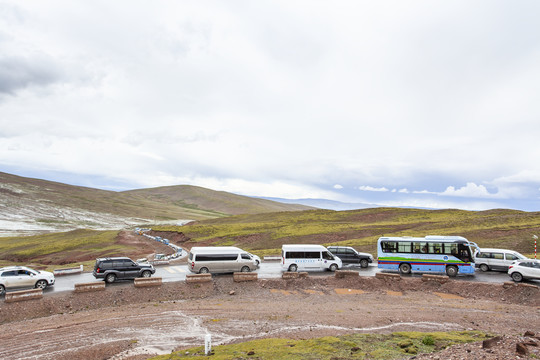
xmin=377 ymin=235 xmax=478 ymax=277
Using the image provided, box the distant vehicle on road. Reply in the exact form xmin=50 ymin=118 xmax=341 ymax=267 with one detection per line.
xmin=327 ymin=246 xmax=373 ymax=268
xmin=92 ymin=257 xmax=155 ymax=283
xmin=508 ymin=259 xmax=540 ymax=282
xmin=0 ymin=266 xmax=55 ymax=295
xmin=474 ymin=248 xmax=527 ymax=272
xmin=281 ymin=244 xmax=342 ymax=272
xmin=377 ymin=235 xmax=477 ymax=277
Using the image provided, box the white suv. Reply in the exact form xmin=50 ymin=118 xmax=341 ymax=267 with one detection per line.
xmin=508 ymin=259 xmax=540 ymax=282
xmin=0 ymin=266 xmax=55 ymax=295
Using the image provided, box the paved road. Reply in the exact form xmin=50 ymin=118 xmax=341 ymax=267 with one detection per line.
xmin=43 ymin=261 xmax=527 ymax=296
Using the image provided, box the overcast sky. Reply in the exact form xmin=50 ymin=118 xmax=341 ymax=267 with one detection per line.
xmin=1 ymin=1 xmax=540 ymax=211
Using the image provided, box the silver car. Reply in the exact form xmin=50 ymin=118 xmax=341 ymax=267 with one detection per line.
xmin=0 ymin=266 xmax=55 ymax=295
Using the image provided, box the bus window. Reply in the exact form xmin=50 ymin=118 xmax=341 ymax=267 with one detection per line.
xmin=398 ymin=242 xmax=412 ymax=253
xmin=429 ymin=243 xmax=442 ymax=254
xmin=381 ymin=242 xmax=398 ymax=253
xmin=445 ymin=243 xmax=458 ymax=256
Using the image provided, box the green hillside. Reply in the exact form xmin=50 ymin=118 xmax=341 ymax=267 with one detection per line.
xmin=122 ymin=184 xmax=313 ymax=215
xmin=153 ymin=207 xmax=540 ymax=257
xmin=0 ymin=172 xmax=313 ymax=225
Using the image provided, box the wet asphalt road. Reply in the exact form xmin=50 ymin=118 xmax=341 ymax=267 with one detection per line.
xmin=43 ymin=261 xmax=533 ymax=296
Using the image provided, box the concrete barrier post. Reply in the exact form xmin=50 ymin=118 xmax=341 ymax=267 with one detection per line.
xmin=375 ymin=272 xmax=401 ymax=280
xmin=5 ymin=289 xmax=43 ymax=303
xmin=282 ymin=272 xmax=299 ymax=279
xmin=186 ymin=273 xmax=212 ymax=283
xmin=74 ymin=282 xmax=106 ymax=293
xmin=233 ymin=272 xmax=258 ymax=282
xmin=421 ymin=274 xmax=449 ymax=284
xmin=335 ymin=270 xmax=359 ymax=279
xmin=134 ymin=277 xmax=162 ymax=287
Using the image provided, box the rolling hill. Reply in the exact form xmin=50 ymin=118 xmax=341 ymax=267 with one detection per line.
xmin=0 ymin=172 xmax=313 ymax=236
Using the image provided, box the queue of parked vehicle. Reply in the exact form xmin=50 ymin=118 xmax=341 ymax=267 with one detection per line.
xmin=2 ymin=238 xmax=538 ymax=297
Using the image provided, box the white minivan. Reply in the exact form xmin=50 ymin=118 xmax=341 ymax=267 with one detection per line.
xmin=474 ymin=248 xmax=528 ymax=272
xmin=188 ymin=246 xmax=258 ymax=274
xmin=281 ymin=244 xmax=342 ymax=272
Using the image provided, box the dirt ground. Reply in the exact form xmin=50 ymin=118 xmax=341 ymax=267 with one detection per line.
xmin=0 ymin=274 xmax=539 ymax=360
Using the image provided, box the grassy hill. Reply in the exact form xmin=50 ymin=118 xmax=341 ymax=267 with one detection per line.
xmin=0 ymin=172 xmax=313 ymax=236
xmin=153 ymin=207 xmax=540 ymax=257
xmin=1 ymin=207 xmax=539 ymax=268
xmin=122 ymin=185 xmax=313 ymax=215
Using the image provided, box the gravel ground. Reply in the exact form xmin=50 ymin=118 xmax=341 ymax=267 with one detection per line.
xmin=0 ymin=275 xmax=539 ymax=359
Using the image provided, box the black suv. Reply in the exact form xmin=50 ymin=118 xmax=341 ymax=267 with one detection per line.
xmin=92 ymin=257 xmax=155 ymax=283
xmin=327 ymin=246 xmax=374 ymax=268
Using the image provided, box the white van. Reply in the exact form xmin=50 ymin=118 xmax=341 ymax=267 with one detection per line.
xmin=281 ymin=244 xmax=342 ymax=272
xmin=474 ymin=248 xmax=528 ymax=272
xmin=188 ymin=246 xmax=258 ymax=274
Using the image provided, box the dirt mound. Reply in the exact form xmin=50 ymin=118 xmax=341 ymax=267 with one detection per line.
xmin=0 ymin=276 xmax=538 ymax=359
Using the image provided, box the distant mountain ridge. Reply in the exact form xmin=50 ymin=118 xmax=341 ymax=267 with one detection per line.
xmin=0 ymin=172 xmax=313 ymax=236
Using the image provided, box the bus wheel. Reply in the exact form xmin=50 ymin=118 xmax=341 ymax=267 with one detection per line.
xmin=399 ymin=263 xmax=411 ymax=275
xmin=288 ymin=264 xmax=298 ymax=272
xmin=329 ymin=264 xmax=338 ymax=272
xmin=446 ymin=265 xmax=458 ymax=277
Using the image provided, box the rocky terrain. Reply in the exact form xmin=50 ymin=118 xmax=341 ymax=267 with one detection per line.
xmin=0 ymin=274 xmax=538 ymax=359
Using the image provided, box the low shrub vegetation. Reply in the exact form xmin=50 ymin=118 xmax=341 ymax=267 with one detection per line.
xmin=149 ymin=331 xmax=490 ymax=360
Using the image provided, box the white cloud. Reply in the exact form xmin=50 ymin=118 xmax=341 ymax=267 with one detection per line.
xmin=0 ymin=1 xmax=539 ymax=211
xmin=440 ymin=183 xmax=494 ymax=198
xmin=333 ymin=184 xmax=343 ymax=189
xmin=358 ymin=186 xmax=389 ymax=192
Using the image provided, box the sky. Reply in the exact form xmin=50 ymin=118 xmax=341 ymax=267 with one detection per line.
xmin=1 ymin=1 xmax=540 ymax=212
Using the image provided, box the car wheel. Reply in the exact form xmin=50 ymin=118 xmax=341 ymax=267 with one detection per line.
xmin=199 ymin=267 xmax=210 ymax=274
xmin=446 ymin=265 xmax=458 ymax=277
xmin=241 ymin=266 xmax=250 ymax=272
xmin=141 ymin=270 xmax=152 ymax=278
xmin=511 ymin=272 xmax=523 ymax=282
xmin=329 ymin=264 xmax=338 ymax=272
xmin=0 ymin=284 xmax=5 ymax=296
xmin=288 ymin=264 xmax=298 ymax=272
xmin=399 ymin=263 xmax=411 ymax=275
xmin=35 ymin=280 xmax=48 ymax=290
xmin=479 ymin=264 xmax=489 ymax=272
xmin=105 ymin=273 xmax=117 ymax=284
xmin=360 ymin=259 xmax=369 ymax=268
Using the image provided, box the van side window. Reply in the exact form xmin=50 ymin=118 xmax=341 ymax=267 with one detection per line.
xmin=286 ymin=251 xmax=304 ymax=259
xmin=506 ymin=254 xmax=518 ymax=261
xmin=305 ymin=251 xmax=320 ymax=259
xmin=197 ymin=254 xmax=238 ymax=261
xmin=241 ymin=254 xmax=251 ymax=260
xmin=493 ymin=253 xmax=504 ymax=260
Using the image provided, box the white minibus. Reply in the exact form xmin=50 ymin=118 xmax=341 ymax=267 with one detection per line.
xmin=188 ymin=246 xmax=258 ymax=274
xmin=281 ymin=244 xmax=342 ymax=272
